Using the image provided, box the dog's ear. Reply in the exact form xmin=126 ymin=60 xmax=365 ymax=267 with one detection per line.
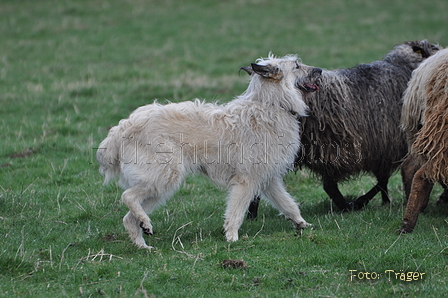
xmin=251 ymin=63 xmax=282 ymax=79
xmin=240 ymin=66 xmax=253 ymax=75
xmin=412 ymin=40 xmax=432 ymax=58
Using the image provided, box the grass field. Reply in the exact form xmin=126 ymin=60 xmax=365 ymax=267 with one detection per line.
xmin=1 ymin=0 xmax=448 ymax=297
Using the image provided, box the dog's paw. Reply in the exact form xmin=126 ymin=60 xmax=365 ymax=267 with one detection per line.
xmin=297 ymin=221 xmax=311 ymax=229
xmin=133 ymin=236 xmax=154 ymax=250
xmin=140 ymin=244 xmax=154 ymax=250
xmin=292 ymin=222 xmax=311 ymax=236
xmin=139 ymin=222 xmax=153 ymax=235
xmin=288 ymin=218 xmax=310 ymax=230
xmin=302 ymin=222 xmax=312 ymax=229
xmin=225 ymin=230 xmax=239 ymax=242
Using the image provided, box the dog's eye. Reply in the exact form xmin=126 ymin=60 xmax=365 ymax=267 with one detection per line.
xmin=295 ymin=62 xmax=301 ymax=69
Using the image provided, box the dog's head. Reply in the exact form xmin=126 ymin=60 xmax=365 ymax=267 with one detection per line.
xmin=240 ymin=54 xmax=322 ymax=96
xmin=239 ymin=54 xmax=322 ymax=117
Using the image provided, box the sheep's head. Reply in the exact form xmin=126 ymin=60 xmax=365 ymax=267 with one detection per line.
xmin=385 ymin=40 xmax=442 ymax=69
xmin=407 ymin=39 xmax=441 ymax=59
xmin=294 ymin=63 xmax=322 ymax=94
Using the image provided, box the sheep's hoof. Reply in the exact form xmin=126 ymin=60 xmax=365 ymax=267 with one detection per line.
xmin=397 ymin=227 xmax=412 ymax=234
xmin=246 ymin=210 xmax=258 ymax=220
xmin=342 ymin=202 xmax=356 ymax=212
xmin=381 ymin=200 xmax=391 ymax=206
xmin=436 ymin=197 xmax=448 ymax=206
xmin=139 ymin=222 xmax=153 ymax=235
xmin=348 ymin=201 xmax=365 ymax=211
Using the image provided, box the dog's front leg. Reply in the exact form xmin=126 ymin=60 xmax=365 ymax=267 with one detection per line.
xmin=262 ymin=177 xmax=309 ymax=231
xmin=224 ymin=181 xmax=257 ymax=242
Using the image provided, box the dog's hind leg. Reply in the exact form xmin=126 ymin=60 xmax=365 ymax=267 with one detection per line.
xmin=262 ymin=177 xmax=309 ymax=231
xmin=224 ymin=180 xmax=258 ymax=242
xmin=122 ymin=185 xmax=159 ymax=249
xmin=123 ymin=211 xmax=152 ymax=249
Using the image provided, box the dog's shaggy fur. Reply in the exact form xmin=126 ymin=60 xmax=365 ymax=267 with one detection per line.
xmin=97 ymin=55 xmax=321 ymax=249
xmin=399 ymin=48 xmax=448 ymax=233
xmin=248 ymin=40 xmax=440 ymax=217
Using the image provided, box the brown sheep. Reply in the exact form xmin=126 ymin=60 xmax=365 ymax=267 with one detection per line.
xmin=399 ymin=48 xmax=448 ymax=233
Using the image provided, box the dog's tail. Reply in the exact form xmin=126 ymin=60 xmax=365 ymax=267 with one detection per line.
xmin=97 ymin=125 xmax=121 ymax=185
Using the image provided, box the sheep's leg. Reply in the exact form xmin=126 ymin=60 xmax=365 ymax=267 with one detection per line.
xmin=224 ymin=181 xmax=258 ymax=242
xmin=351 ymin=174 xmax=390 ymax=210
xmin=436 ymin=183 xmax=448 ymax=205
xmin=378 ymin=176 xmax=391 ymax=205
xmin=350 ymin=186 xmax=380 ymax=210
xmin=401 ymin=154 xmax=421 ymax=201
xmin=262 ymin=177 xmax=309 ymax=231
xmin=247 ymin=196 xmax=261 ymax=219
xmin=322 ymin=175 xmax=351 ymax=211
xmin=399 ymin=166 xmax=433 ymax=233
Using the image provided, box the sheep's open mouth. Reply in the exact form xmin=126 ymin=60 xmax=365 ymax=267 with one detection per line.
xmin=298 ymin=83 xmax=319 ymax=93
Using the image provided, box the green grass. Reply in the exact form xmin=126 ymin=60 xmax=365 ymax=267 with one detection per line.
xmin=1 ymin=0 xmax=448 ymax=297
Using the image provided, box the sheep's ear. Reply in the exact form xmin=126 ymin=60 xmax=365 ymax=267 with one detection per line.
xmin=240 ymin=66 xmax=253 ymax=75
xmin=251 ymin=63 xmax=282 ymax=79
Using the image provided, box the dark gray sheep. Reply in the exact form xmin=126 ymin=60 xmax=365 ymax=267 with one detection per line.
xmin=248 ymin=40 xmax=441 ymax=218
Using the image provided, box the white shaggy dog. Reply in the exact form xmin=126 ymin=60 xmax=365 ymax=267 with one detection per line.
xmin=97 ymin=55 xmax=321 ymax=249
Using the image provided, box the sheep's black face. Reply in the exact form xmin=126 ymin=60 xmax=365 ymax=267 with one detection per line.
xmin=407 ymin=39 xmax=441 ymax=59
xmin=295 ymin=65 xmax=322 ymax=94
xmin=389 ymin=40 xmax=441 ymax=69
